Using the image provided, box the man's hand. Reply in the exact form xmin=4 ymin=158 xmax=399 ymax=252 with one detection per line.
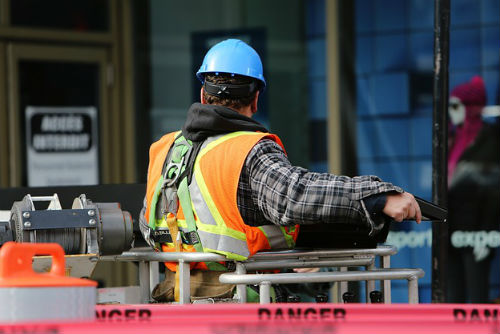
xmin=383 ymin=192 xmax=422 ymax=223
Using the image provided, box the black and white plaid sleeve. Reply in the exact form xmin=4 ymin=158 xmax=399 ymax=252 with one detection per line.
xmin=238 ymin=138 xmax=403 ymax=233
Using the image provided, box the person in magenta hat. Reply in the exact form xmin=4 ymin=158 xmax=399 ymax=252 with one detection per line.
xmin=448 ymin=75 xmax=486 ymax=182
xmin=447 ymin=75 xmax=499 ymax=303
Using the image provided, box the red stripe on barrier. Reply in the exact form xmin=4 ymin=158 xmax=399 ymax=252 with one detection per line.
xmin=0 ymin=319 xmax=498 ymax=334
xmin=2 ymin=304 xmax=500 ymax=334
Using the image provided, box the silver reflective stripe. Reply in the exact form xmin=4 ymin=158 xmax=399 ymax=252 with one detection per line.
xmin=189 ymin=175 xmax=217 ymax=226
xmin=259 ymin=225 xmax=290 ymax=249
xmin=197 ymin=229 xmax=250 ymax=258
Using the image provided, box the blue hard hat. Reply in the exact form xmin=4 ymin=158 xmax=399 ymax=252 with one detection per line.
xmin=196 ymin=39 xmax=266 ymax=89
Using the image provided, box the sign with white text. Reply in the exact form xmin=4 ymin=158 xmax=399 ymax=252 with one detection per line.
xmin=25 ymin=106 xmax=99 ymax=186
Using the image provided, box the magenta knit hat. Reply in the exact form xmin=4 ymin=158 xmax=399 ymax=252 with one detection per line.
xmin=450 ymin=75 xmax=487 ymax=106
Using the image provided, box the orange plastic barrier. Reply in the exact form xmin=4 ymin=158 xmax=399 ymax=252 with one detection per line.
xmin=1 ymin=304 xmax=500 ymax=333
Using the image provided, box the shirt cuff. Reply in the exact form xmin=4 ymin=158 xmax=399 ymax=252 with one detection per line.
xmin=363 ymin=193 xmax=388 ymax=220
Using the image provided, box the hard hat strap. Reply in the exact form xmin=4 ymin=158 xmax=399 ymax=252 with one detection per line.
xmin=204 ymin=81 xmax=257 ymax=98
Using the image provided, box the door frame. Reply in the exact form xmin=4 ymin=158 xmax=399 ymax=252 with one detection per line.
xmin=7 ymin=44 xmax=111 ymax=185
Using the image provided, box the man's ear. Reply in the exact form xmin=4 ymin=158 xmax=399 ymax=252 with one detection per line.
xmin=200 ymin=87 xmax=206 ymax=104
xmin=251 ymin=91 xmax=260 ymax=114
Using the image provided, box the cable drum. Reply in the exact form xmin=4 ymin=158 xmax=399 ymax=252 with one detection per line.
xmin=10 ymin=198 xmax=82 ymax=254
xmin=33 ymin=228 xmax=81 ymax=255
xmin=6 ymin=193 xmax=133 ymax=257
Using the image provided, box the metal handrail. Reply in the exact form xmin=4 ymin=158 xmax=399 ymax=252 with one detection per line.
xmin=242 ymin=257 xmax=374 ymax=271
xmin=99 ymin=245 xmax=411 ymax=305
xmin=220 ymin=268 xmax=424 ymax=304
xmin=247 ymin=245 xmax=397 ymax=261
xmin=104 ymin=250 xmax=228 ymax=263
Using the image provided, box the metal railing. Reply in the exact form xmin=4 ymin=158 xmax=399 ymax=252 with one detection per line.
xmin=220 ymin=268 xmax=424 ymax=304
xmin=102 ymin=245 xmax=424 ymax=305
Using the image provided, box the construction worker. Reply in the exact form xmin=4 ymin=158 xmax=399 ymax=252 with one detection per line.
xmin=139 ymin=39 xmax=421 ymax=302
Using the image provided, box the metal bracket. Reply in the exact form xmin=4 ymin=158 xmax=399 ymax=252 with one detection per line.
xmin=21 ymin=209 xmax=97 ymax=230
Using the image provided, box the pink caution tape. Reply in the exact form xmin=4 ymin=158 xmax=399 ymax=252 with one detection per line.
xmin=1 ymin=304 xmax=499 ymax=334
xmin=94 ymin=303 xmax=500 ymax=323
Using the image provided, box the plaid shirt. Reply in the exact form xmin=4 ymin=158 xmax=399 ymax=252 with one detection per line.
xmin=140 ymin=136 xmax=403 ymax=247
xmin=237 ymin=139 xmax=402 ymax=232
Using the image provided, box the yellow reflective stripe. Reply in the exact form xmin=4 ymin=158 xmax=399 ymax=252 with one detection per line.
xmin=197 ymin=131 xmax=262 ymax=160
xmin=155 ymin=216 xmax=168 ymax=228
xmin=162 ymin=243 xmax=196 ymax=252
xmin=176 ymin=218 xmax=188 ymax=228
xmin=202 ymin=248 xmax=247 ymax=261
xmin=192 ymin=159 xmax=246 ymax=241
xmin=282 ymin=227 xmax=296 ymax=248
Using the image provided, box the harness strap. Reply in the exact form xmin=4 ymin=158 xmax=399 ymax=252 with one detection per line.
xmin=177 ymin=176 xmax=227 ymax=271
xmin=154 ymin=133 xmax=226 ymax=271
xmin=151 ymin=228 xmax=200 ymax=244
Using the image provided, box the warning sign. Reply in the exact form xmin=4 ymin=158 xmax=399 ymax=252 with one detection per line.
xmin=25 ymin=106 xmax=99 ymax=186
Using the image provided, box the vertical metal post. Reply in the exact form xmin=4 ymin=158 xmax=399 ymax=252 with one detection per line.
xmin=366 ymin=262 xmax=375 ymax=303
xmin=138 ymin=261 xmax=151 ymax=303
xmin=408 ymin=277 xmax=420 ymax=304
xmin=338 ymin=267 xmax=348 ymax=303
xmin=149 ymin=261 xmax=160 ymax=296
xmin=235 ymin=263 xmax=247 ymax=303
xmin=381 ymin=255 xmax=391 ymax=304
xmin=259 ymin=281 xmax=272 ymax=304
xmin=178 ymin=260 xmax=191 ymax=304
xmin=432 ymin=0 xmax=450 ymax=303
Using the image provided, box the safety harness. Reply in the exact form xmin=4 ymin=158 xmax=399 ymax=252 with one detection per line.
xmin=148 ymin=132 xmax=227 ymax=272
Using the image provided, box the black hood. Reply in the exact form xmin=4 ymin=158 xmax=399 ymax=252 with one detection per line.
xmin=182 ymin=103 xmax=268 ymax=141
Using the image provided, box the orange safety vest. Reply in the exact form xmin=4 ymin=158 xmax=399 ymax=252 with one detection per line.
xmin=145 ymin=131 xmax=299 ymax=271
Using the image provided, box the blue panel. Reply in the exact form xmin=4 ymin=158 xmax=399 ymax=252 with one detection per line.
xmin=309 ymin=161 xmax=328 ymax=173
xmin=360 ymin=159 xmax=411 ymax=190
xmin=410 ymin=32 xmax=434 ymax=71
xmin=482 ymin=0 xmax=500 ymax=24
xmin=307 ymin=38 xmax=326 ymax=79
xmin=306 ymin=0 xmax=325 ymax=37
xmin=419 ymin=286 xmax=432 ymax=303
xmin=357 ymin=119 xmax=410 ymax=158
xmin=355 ymin=0 xmax=375 ymax=34
xmin=374 ymin=0 xmax=407 ymax=32
xmin=308 ymin=79 xmax=327 ymax=120
xmin=450 ymin=29 xmax=481 ymax=70
xmin=392 ymin=285 xmax=410 ymax=303
xmin=372 ymin=73 xmax=409 ymax=114
xmin=389 ymin=245 xmax=412 ymax=269
xmin=356 ymin=36 xmax=374 ymax=74
xmin=409 ymin=228 xmax=432 ymax=284
xmin=377 ymin=119 xmax=410 ymax=157
xmin=482 ymin=27 xmax=500 ymax=68
xmin=356 ymin=78 xmax=372 ymax=116
xmin=409 ymin=0 xmax=434 ymax=30
xmin=482 ymin=70 xmax=500 ymax=105
xmin=375 ymin=34 xmax=408 ymax=71
xmin=410 ymin=117 xmax=432 ymax=157
xmin=357 ymin=120 xmax=377 ymax=158
xmin=357 ymin=159 xmax=375 ymax=175
xmin=411 ymin=159 xmax=433 ymax=199
xmin=451 ymin=0 xmax=481 ymax=27
xmin=449 ymin=71 xmax=478 ymax=95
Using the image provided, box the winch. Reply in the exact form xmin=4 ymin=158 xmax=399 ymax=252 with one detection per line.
xmin=0 ymin=193 xmax=134 ymax=277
